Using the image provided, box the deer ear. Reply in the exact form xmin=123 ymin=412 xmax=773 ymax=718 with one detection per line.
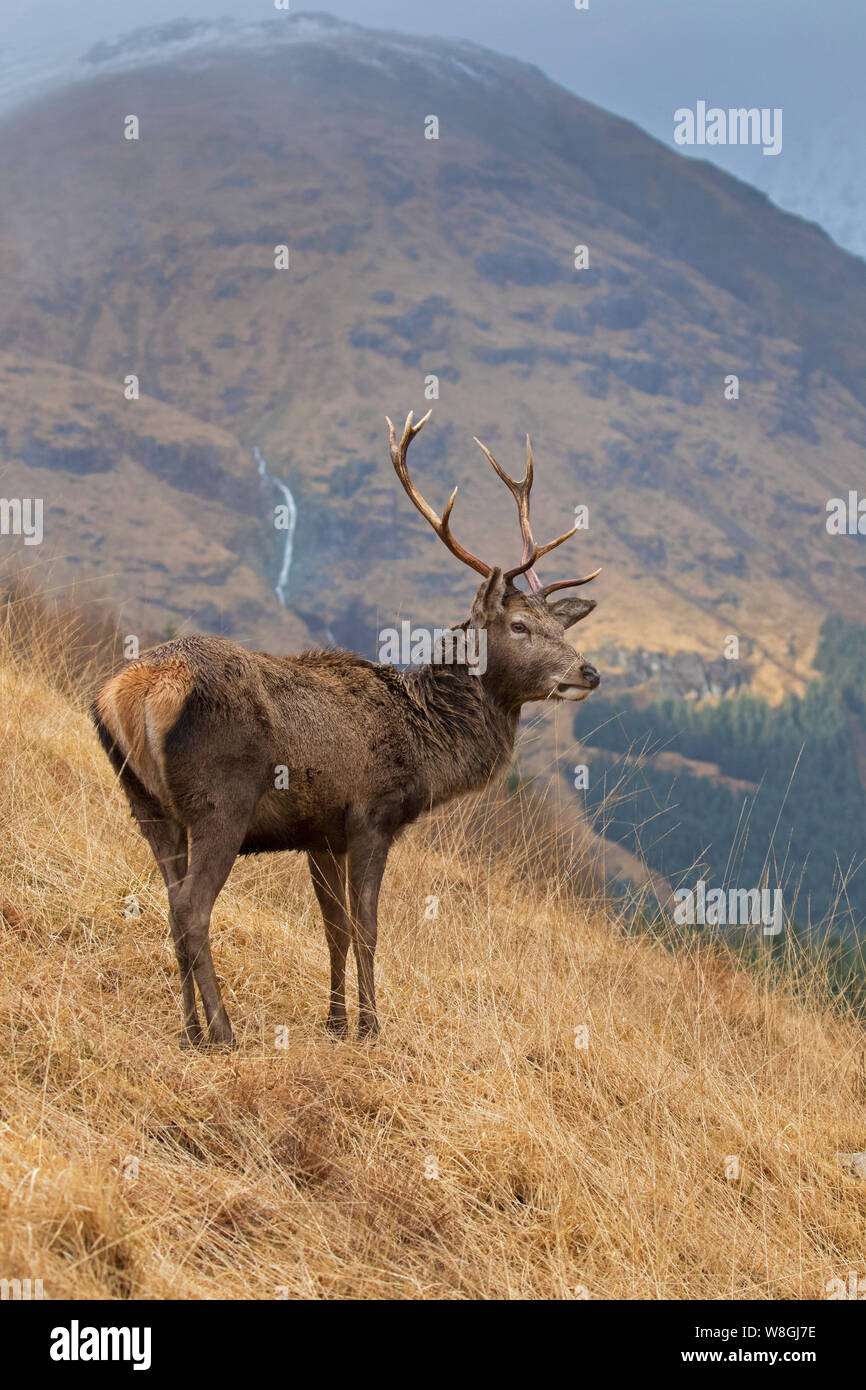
xmin=469 ymin=568 xmax=507 ymax=627
xmin=548 ymin=596 xmax=596 ymax=630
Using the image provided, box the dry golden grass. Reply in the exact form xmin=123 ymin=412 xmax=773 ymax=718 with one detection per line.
xmin=1 ymin=588 xmax=865 ymax=1300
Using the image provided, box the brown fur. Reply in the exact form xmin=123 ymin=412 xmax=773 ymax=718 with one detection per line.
xmin=92 ymin=412 xmax=602 ymax=1048
xmin=92 ymin=573 xmax=599 ymax=1049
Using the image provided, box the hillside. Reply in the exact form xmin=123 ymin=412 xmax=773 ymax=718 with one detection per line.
xmin=1 ymin=15 xmax=866 ymax=695
xmin=1 ymin=599 xmax=865 ymax=1299
xmin=0 ymin=353 xmax=311 ymax=650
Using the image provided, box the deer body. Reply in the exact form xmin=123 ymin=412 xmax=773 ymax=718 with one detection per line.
xmin=93 ymin=413 xmax=600 ymax=1046
xmin=98 ymin=637 xmax=519 ymax=857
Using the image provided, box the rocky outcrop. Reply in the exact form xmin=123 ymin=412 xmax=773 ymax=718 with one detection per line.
xmin=599 ymin=647 xmax=754 ymax=700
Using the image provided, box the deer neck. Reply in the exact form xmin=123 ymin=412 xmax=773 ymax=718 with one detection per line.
xmin=403 ymin=662 xmax=519 ymax=805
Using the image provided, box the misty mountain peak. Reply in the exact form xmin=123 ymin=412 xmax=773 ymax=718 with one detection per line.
xmin=78 ymin=12 xmax=515 ymax=91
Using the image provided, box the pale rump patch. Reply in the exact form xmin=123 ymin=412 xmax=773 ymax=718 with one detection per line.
xmin=96 ymin=658 xmax=193 ymax=801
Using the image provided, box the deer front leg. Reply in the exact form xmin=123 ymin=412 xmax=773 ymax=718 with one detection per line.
xmin=307 ymin=850 xmax=351 ymax=1038
xmin=347 ymin=831 xmax=391 ymax=1039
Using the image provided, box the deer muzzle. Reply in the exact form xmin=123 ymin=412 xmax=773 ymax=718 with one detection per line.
xmin=554 ymin=663 xmax=600 ymax=701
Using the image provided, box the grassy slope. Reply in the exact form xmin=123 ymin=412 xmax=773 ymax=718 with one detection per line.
xmin=1 ymin=613 xmax=865 ymax=1300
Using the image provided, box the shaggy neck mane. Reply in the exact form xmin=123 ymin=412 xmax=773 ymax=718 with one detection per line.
xmin=400 ymin=661 xmax=518 ymax=805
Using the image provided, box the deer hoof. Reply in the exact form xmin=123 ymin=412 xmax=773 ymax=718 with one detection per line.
xmin=325 ymin=1015 xmax=348 ymax=1039
xmin=357 ymin=1019 xmax=380 ymax=1041
xmin=180 ymin=1024 xmax=205 ymax=1049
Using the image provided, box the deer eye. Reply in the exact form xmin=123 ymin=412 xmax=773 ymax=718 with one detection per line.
xmin=510 ymin=620 xmax=528 ymax=634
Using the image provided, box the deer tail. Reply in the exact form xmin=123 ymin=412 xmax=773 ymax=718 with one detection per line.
xmin=93 ymin=657 xmax=194 ymax=804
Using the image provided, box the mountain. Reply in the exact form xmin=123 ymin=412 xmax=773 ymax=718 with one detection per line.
xmin=2 ymin=16 xmax=866 ymax=266
xmin=1 ymin=13 xmax=866 ymax=693
xmin=0 ymin=351 xmax=309 ymax=648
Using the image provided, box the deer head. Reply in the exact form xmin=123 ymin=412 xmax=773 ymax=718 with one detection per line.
xmin=386 ymin=410 xmax=601 ymax=709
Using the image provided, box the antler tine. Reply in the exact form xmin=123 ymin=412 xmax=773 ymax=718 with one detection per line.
xmin=472 ymin=433 xmax=533 ymax=498
xmin=516 ymin=436 xmax=588 ymax=567
xmin=387 ymin=411 xmax=492 ymax=578
xmin=473 ymin=433 xmax=546 ymax=591
xmin=533 ymin=523 xmax=580 ymax=560
xmin=473 ymin=431 xmax=601 ymax=598
xmin=538 ymin=567 xmax=603 ymax=598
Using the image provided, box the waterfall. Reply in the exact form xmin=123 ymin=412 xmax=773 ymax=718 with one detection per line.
xmin=254 ymin=446 xmax=297 ymax=606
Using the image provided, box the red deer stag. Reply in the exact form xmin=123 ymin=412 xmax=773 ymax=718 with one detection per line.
xmin=93 ymin=411 xmax=600 ymax=1047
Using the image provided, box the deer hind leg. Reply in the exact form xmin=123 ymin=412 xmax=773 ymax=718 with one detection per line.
xmin=116 ymin=772 xmax=201 ymax=1047
xmin=137 ymin=813 xmax=202 ymax=1047
xmin=171 ymin=810 xmax=252 ymax=1049
xmin=307 ymin=850 xmax=351 ymax=1038
xmin=347 ymin=831 xmax=391 ymax=1039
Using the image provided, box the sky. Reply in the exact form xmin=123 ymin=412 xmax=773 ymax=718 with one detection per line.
xmin=0 ymin=0 xmax=862 ymax=254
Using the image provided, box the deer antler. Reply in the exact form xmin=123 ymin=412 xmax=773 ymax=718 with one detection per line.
xmin=388 ymin=412 xmax=601 ymax=597
xmin=473 ymin=434 xmax=542 ymax=589
xmin=473 ymin=434 xmax=599 ymax=596
xmin=387 ymin=410 xmax=492 ymax=578
xmin=536 ymin=571 xmax=602 ymax=597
